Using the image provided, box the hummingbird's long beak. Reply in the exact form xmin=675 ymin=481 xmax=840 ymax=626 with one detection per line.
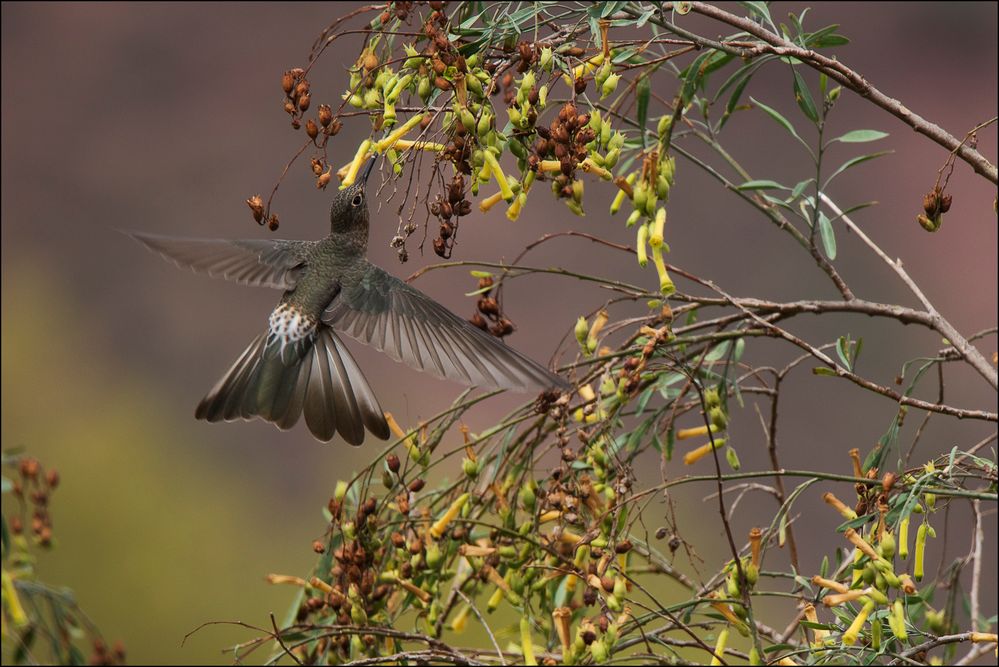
xmin=362 ymin=154 xmax=378 ymax=183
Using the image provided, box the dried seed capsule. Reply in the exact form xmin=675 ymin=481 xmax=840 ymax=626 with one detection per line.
xmin=470 ymin=313 xmax=488 ymax=331
xmin=433 ymin=237 xmax=448 ymax=257
xmin=478 ymin=297 xmax=500 ymax=316
xmin=318 ymin=104 xmax=333 ymax=127
xmin=246 ymin=195 xmax=265 ymax=223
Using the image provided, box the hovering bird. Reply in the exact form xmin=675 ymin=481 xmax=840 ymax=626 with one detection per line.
xmin=130 ymin=157 xmax=567 ymax=445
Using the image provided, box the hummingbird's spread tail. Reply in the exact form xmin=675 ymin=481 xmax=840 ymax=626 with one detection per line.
xmin=195 ymin=327 xmax=390 ymax=445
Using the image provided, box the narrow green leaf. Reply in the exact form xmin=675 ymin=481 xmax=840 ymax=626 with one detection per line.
xmin=720 ymin=73 xmax=754 ymax=129
xmin=737 ymin=179 xmax=786 ymax=190
xmin=812 ymin=366 xmax=837 ymax=376
xmin=751 ymin=97 xmax=809 ymax=150
xmin=601 ymin=1 xmax=626 ymax=17
xmin=836 ymin=336 xmax=851 ymax=369
xmin=823 ymin=150 xmax=891 ymax=188
xmin=636 ymin=75 xmax=651 ymax=147
xmin=790 ymin=178 xmax=812 ymax=201
xmin=818 ymin=210 xmax=837 ymax=260
xmin=634 ymin=8 xmax=656 ymax=27
xmin=740 ymin=1 xmax=774 ymax=28
xmin=833 ymin=129 xmax=889 ymax=143
xmin=793 ymin=70 xmax=819 ymax=122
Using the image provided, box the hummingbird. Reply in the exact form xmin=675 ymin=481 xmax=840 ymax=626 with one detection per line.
xmin=130 ymin=156 xmax=568 ymax=445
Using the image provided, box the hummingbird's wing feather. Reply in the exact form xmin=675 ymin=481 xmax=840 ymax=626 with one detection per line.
xmin=302 ymin=328 xmax=389 ymax=445
xmin=128 ymin=231 xmax=312 ymax=289
xmin=323 ymin=262 xmax=569 ymax=392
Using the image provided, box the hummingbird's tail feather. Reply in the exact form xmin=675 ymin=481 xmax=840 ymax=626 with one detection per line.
xmin=195 ymin=327 xmax=389 ymax=445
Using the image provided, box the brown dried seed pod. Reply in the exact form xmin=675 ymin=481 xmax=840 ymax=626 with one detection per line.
xmin=478 ymin=297 xmax=500 ymax=316
xmin=317 ymin=172 xmax=332 ymax=189
xmin=922 ymin=191 xmax=938 ymax=215
xmin=434 ymin=76 xmax=452 ymax=91
xmin=490 ymin=318 xmax=514 ymax=338
xmin=267 ymin=214 xmax=280 ymax=231
xmin=282 ymin=71 xmax=295 ymax=95
xmin=318 ymin=104 xmax=333 ymax=127
xmin=470 ymin=313 xmax=489 ymax=331
xmin=298 ymin=94 xmax=311 ymax=111
xmin=311 ymin=158 xmax=324 ymax=176
xmin=432 ymin=57 xmax=447 ymax=76
xmin=306 ymin=119 xmax=319 ymax=140
xmin=313 ymin=540 xmax=326 ymax=554
xmin=456 ymin=200 xmax=472 ymax=216
xmin=386 ymin=453 xmax=401 ymax=473
xmin=574 ymin=77 xmax=587 ymax=94
xmin=409 ymin=478 xmax=426 ymax=493
xmin=575 ymin=127 xmax=596 ymax=144
xmin=328 ymin=119 xmax=343 ymax=136
xmin=940 ymin=193 xmax=952 ymax=213
xmin=284 ymin=101 xmax=296 ymax=115
xmin=362 ymin=53 xmax=378 ymax=72
xmin=246 ymin=195 xmax=265 ymax=223
xmin=439 ymin=221 xmax=454 ymax=239
xmin=433 ymin=237 xmax=448 ymax=257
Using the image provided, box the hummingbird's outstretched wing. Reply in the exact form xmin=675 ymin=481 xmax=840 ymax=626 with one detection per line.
xmin=128 ymin=231 xmax=312 ymax=289
xmin=322 ymin=262 xmax=569 ymax=392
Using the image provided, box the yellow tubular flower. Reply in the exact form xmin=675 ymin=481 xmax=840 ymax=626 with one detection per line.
xmin=375 ymin=113 xmax=426 ymax=151
xmin=914 ymin=522 xmax=928 ymax=581
xmin=506 ymin=192 xmax=526 ymax=221
xmin=520 ymin=617 xmax=537 ymax=665
xmin=676 ymin=424 xmax=719 ymax=440
xmin=811 ymin=575 xmax=849 ymax=594
xmin=479 ymin=190 xmax=505 ymax=212
xmin=636 ymin=224 xmax=649 ymax=267
xmin=684 ymin=438 xmax=726 ymax=465
xmin=386 ymin=138 xmax=445 ymax=152
xmin=482 ymin=151 xmax=514 ymax=201
xmin=804 ymin=604 xmax=828 ymax=646
xmin=649 ymin=207 xmax=666 ymax=248
xmin=651 ymin=245 xmax=675 ymax=295
xmin=822 ymin=492 xmax=858 ymax=520
xmin=340 ymin=139 xmax=373 ymax=188
xmin=581 ymin=158 xmax=612 ymax=180
xmin=430 ymin=493 xmax=470 ymax=539
xmin=710 ymin=627 xmax=729 ymax=666
xmin=898 ymin=516 xmax=910 ymax=559
xmin=842 ymin=600 xmax=875 ymax=646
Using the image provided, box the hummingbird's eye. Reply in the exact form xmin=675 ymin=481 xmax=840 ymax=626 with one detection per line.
xmin=351 ymin=193 xmax=364 ymax=207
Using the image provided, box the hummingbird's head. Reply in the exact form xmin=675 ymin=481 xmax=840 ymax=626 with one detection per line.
xmin=329 ymin=155 xmax=377 ymax=234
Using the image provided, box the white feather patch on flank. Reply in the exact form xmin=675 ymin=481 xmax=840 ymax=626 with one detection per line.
xmin=267 ymin=303 xmax=317 ymax=354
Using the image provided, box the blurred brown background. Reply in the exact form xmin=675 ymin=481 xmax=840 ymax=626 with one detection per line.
xmin=2 ymin=2 xmax=995 ymax=664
